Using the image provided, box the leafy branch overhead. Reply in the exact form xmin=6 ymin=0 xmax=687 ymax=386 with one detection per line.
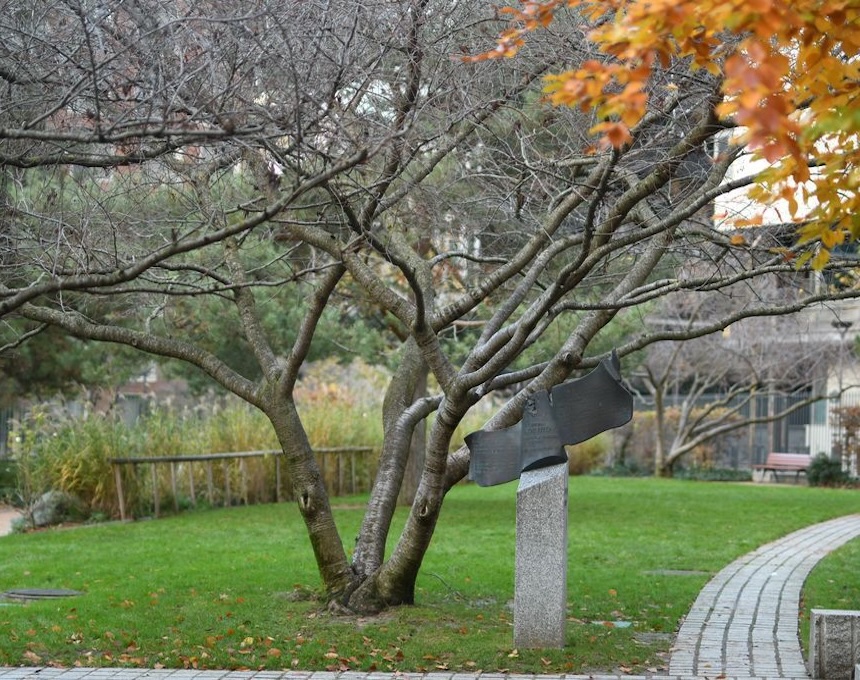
xmin=467 ymin=0 xmax=859 ymax=260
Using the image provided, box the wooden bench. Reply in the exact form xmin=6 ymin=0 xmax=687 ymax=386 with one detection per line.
xmin=752 ymin=452 xmax=811 ymax=483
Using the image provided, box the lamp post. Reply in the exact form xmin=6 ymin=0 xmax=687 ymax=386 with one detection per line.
xmin=831 ymin=319 xmax=853 ymax=471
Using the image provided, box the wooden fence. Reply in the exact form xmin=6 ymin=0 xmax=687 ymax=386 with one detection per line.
xmin=110 ymin=447 xmax=375 ymax=520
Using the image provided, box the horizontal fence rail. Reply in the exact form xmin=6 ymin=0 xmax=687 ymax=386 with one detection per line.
xmin=110 ymin=447 xmax=375 ymax=521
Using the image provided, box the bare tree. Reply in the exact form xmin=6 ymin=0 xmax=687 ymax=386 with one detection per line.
xmin=4 ymin=0 xmax=860 ymax=612
xmin=0 ymin=0 xmax=372 ymax=319
xmin=635 ymin=285 xmax=843 ymax=476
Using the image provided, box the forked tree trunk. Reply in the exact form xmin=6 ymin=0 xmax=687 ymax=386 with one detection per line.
xmin=343 ymin=391 xmax=467 ymax=613
xmin=346 ymin=474 xmax=446 ymax=611
xmin=256 ymin=346 xmax=445 ymax=613
xmin=353 ymin=342 xmax=429 ymax=579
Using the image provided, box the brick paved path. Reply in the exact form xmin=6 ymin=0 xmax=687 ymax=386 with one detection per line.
xmin=668 ymin=513 xmax=860 ymax=678
xmin=0 ymin=506 xmax=22 ymax=536
xmin=3 ymin=515 xmax=860 ymax=680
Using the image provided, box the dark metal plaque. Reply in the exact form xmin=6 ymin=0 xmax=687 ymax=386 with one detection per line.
xmin=520 ymin=391 xmax=567 ymax=473
xmin=549 ymin=353 xmax=633 ymax=446
xmin=465 ymin=424 xmax=523 ymax=489
xmin=467 ymin=351 xmax=633 ymax=486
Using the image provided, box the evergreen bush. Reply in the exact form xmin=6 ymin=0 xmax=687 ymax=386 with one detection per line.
xmin=807 ymin=454 xmax=850 ymax=487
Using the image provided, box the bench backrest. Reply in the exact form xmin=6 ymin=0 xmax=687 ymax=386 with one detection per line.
xmin=766 ymin=452 xmax=811 ymax=468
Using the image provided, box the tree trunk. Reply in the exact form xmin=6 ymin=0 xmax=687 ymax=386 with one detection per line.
xmin=353 ymin=341 xmax=429 ymax=580
xmin=398 ymin=366 xmax=428 ymax=506
xmin=653 ymin=391 xmax=670 ymax=477
xmin=263 ymin=394 xmax=355 ymax=599
xmin=661 ymin=459 xmax=676 ymax=478
xmin=348 ymin=392 xmax=467 ymax=612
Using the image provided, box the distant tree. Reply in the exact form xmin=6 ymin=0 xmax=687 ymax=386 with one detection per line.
xmin=635 ymin=252 xmax=849 ymax=476
xmin=636 ymin=293 xmax=839 ymax=476
xmin=154 ymin=241 xmax=396 ymax=394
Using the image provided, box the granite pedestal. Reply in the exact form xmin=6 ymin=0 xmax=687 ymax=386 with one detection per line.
xmin=810 ymin=609 xmax=860 ymax=679
xmin=513 ymin=462 xmax=568 ymax=649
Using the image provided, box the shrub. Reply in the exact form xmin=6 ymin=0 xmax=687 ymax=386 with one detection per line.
xmin=567 ymin=434 xmax=610 ymax=475
xmin=10 ymin=406 xmax=129 ymax=517
xmin=674 ymin=467 xmax=753 ymax=482
xmin=831 ymin=405 xmax=860 ymax=476
xmin=591 ymin=460 xmax=651 ymax=477
xmin=807 ymin=454 xmax=850 ymax=487
xmin=8 ymin=360 xmax=390 ymax=520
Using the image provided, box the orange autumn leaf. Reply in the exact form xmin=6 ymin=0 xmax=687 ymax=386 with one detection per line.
xmin=465 ymin=0 xmax=859 ymax=261
xmin=591 ymin=121 xmax=633 ymax=148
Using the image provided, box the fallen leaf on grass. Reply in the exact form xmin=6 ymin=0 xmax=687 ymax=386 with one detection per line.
xmin=23 ymin=650 xmax=42 ymax=664
xmin=118 ymin=655 xmax=145 ymax=666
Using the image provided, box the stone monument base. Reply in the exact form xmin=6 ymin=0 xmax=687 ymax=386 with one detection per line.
xmin=810 ymin=609 xmax=860 ymax=679
xmin=513 ymin=462 xmax=568 ymax=649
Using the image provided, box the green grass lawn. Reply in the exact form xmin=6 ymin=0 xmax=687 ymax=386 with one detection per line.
xmin=1 ymin=477 xmax=859 ymax=674
xmin=800 ymin=530 xmax=860 ymax=653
